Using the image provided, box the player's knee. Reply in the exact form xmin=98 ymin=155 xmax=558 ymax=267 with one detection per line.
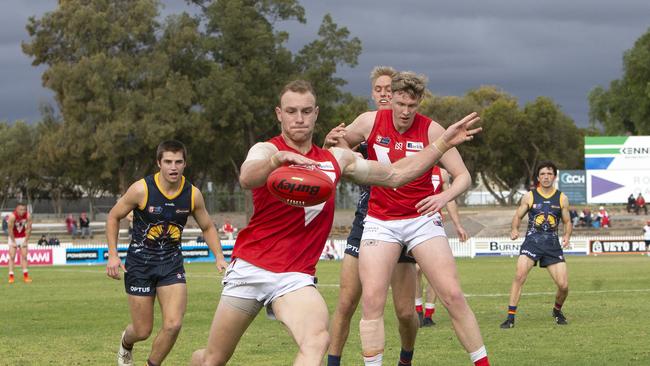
xmin=337 ymin=295 xmax=360 ymax=318
xmin=163 ymin=319 xmax=183 ymax=335
xmin=132 ymin=325 xmax=153 ymax=341
xmin=514 ymin=272 xmax=528 ymax=284
xmin=394 ymin=302 xmax=416 ymax=324
xmin=195 ymin=349 xmax=227 ymax=366
xmin=439 ymin=289 xmax=466 ymax=310
xmin=299 ymin=328 xmax=329 ymax=354
xmin=558 ymin=282 xmax=569 ymax=293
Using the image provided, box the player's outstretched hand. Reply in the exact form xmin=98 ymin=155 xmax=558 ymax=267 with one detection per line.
xmin=415 ymin=194 xmax=449 ymax=217
xmin=215 ymin=255 xmax=228 ymax=274
xmin=562 ymin=236 xmax=570 ymax=249
xmin=106 ymin=255 xmax=126 ymax=280
xmin=273 ymin=151 xmax=318 ymax=167
xmin=323 ymin=123 xmax=346 ymax=149
xmin=441 ymin=112 xmax=481 ymax=147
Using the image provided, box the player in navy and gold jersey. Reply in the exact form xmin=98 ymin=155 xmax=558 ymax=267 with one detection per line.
xmin=500 ymin=161 xmax=572 ymax=329
xmin=106 ymin=140 xmax=228 ymax=366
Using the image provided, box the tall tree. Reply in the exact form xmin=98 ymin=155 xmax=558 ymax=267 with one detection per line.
xmin=589 ymin=27 xmax=650 ymax=134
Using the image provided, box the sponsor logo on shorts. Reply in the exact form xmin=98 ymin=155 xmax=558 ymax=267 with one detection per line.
xmin=345 ymin=243 xmax=359 ymax=255
xmin=148 ymin=206 xmax=163 ymax=214
xmin=521 ymin=249 xmax=537 ymax=258
xmin=176 ymin=272 xmax=186 ymax=280
xmin=224 ymin=280 xmax=248 ymax=288
xmin=130 ymin=286 xmax=151 ymax=293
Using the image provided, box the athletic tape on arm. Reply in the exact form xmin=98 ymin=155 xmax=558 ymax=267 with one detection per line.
xmin=245 ymin=142 xmax=278 ymax=162
xmin=330 ymin=147 xmax=369 ymax=183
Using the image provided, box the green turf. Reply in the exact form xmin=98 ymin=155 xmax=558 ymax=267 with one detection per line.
xmin=1 ymin=256 xmax=649 ymax=365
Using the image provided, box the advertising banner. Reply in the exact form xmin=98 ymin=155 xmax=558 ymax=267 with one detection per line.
xmin=0 ymin=248 xmax=54 ymax=266
xmin=590 ymin=239 xmax=649 ymax=255
xmin=586 ymin=170 xmax=650 ymax=204
xmin=585 ymin=136 xmax=650 ymax=170
xmin=557 ymin=170 xmax=586 ymax=204
xmin=473 ymin=238 xmax=589 ymax=256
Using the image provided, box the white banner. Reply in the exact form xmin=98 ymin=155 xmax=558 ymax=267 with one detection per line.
xmin=586 ymin=170 xmax=650 ymax=203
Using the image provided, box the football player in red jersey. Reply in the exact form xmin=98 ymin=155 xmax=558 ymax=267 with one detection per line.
xmin=7 ymin=203 xmax=32 ymax=284
xmin=334 ymin=72 xmax=489 ymax=366
xmin=191 ymin=80 xmax=481 ymax=366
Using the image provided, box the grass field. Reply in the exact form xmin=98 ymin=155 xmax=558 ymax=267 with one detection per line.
xmin=2 ymin=255 xmax=650 ymax=365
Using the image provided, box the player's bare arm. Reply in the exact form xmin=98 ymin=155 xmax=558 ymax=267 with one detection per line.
xmin=511 ymin=192 xmax=532 ymax=240
xmin=106 ymin=181 xmax=145 ymax=280
xmin=560 ymin=193 xmax=572 ymax=248
xmin=440 ymin=169 xmax=468 ymax=241
xmin=334 ymin=111 xmax=377 ymax=149
xmin=239 ymin=142 xmax=318 ymax=189
xmin=7 ymin=214 xmax=16 ymax=242
xmin=24 ymin=214 xmax=33 ymax=243
xmin=336 ymin=112 xmax=480 ymax=187
xmin=192 ymin=187 xmax=228 ymax=272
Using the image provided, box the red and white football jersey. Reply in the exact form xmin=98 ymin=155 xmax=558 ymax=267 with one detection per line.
xmin=12 ymin=211 xmax=29 ymax=238
xmin=232 ymin=135 xmax=341 ymax=275
xmin=367 ymin=109 xmax=434 ymax=220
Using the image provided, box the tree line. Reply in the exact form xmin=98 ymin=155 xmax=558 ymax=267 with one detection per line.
xmin=3 ymin=1 xmax=646 ymax=211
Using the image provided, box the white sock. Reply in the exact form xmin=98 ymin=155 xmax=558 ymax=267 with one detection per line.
xmin=9 ymin=271 xmax=14 ymax=276
xmin=23 ymin=269 xmax=29 ymax=274
xmin=469 ymin=345 xmax=487 ymax=363
xmin=425 ymin=302 xmax=435 ymax=309
xmin=415 ymin=298 xmax=423 ymax=306
xmin=363 ymin=353 xmax=383 ymax=366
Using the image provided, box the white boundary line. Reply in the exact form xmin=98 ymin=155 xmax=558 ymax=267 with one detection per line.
xmin=39 ymin=268 xmax=650 ymax=297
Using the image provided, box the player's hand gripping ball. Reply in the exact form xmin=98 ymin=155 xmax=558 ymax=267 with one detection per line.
xmin=267 ymin=165 xmax=334 ymax=207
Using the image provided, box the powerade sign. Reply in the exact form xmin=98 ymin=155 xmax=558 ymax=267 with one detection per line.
xmin=557 ymin=170 xmax=586 ymax=204
xmin=64 ymin=243 xmax=234 ymax=265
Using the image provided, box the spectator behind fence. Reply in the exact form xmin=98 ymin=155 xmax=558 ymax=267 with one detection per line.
xmin=37 ymin=234 xmax=48 ymax=246
xmin=65 ymin=214 xmax=78 ymax=237
xmin=627 ymin=194 xmax=637 ymax=213
xmin=579 ymin=208 xmax=593 ymax=228
xmin=2 ymin=215 xmax=8 ymax=235
xmin=220 ymin=218 xmax=236 ymax=240
xmin=636 ymin=193 xmax=647 ymax=215
xmin=597 ymin=206 xmax=610 ymax=228
xmin=79 ymin=212 xmax=93 ymax=239
xmin=48 ymin=236 xmax=60 ymax=246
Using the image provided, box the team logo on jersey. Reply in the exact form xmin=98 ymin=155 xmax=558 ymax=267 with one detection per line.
xmin=431 ymin=175 xmax=441 ymax=190
xmin=175 ymin=209 xmax=190 ymax=214
xmin=165 ymin=202 xmax=175 ymax=207
xmin=394 ymin=142 xmax=403 ymax=150
xmin=376 ymin=135 xmax=391 ymax=145
xmin=406 ymin=141 xmax=424 ymax=151
xmin=144 ymin=222 xmax=183 ymax=248
xmin=148 ymin=206 xmax=163 ymax=214
xmin=532 ymin=204 xmax=542 ymax=209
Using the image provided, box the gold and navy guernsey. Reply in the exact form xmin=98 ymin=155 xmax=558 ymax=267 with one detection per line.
xmin=129 ymin=173 xmax=194 ymax=262
xmin=525 ymin=188 xmax=564 ymax=238
xmin=520 ymin=188 xmax=567 ymax=268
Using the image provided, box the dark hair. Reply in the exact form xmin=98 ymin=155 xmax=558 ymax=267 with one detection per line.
xmin=535 ymin=160 xmax=557 ymax=177
xmin=16 ymin=202 xmax=26 ymax=208
xmin=156 ymin=140 xmax=187 ymax=162
xmin=278 ymin=80 xmax=317 ymax=105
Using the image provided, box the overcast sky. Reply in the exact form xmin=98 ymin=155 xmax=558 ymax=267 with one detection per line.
xmin=2 ymin=1 xmax=649 ymax=127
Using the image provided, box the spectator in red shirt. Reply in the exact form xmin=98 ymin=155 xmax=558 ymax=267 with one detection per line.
xmin=65 ymin=214 xmax=78 ymax=237
xmin=221 ymin=218 xmax=236 ymax=240
xmin=636 ymin=194 xmax=647 ymax=215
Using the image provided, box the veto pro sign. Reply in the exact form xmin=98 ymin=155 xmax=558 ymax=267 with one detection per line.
xmin=585 ymin=136 xmax=650 ymax=204
xmin=590 ymin=240 xmax=648 ymax=255
xmin=557 ymin=170 xmax=586 ymax=204
xmin=0 ymin=248 xmax=53 ymax=266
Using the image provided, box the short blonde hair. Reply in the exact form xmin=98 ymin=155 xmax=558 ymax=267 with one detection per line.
xmin=278 ymin=80 xmax=316 ymax=105
xmin=391 ymin=71 xmax=428 ymax=100
xmin=370 ymin=66 xmax=396 ymax=85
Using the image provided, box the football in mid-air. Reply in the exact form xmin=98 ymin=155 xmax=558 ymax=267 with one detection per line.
xmin=266 ymin=165 xmax=335 ymax=207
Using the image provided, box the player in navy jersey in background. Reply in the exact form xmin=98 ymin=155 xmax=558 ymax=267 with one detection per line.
xmin=106 ymin=140 xmax=228 ymax=366
xmin=500 ymin=161 xmax=572 ymax=329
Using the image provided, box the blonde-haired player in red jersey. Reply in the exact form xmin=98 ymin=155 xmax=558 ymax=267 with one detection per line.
xmin=333 ymin=71 xmax=490 ymax=366
xmin=7 ymin=202 xmax=32 ymax=284
xmin=190 ymin=79 xmax=481 ymax=366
